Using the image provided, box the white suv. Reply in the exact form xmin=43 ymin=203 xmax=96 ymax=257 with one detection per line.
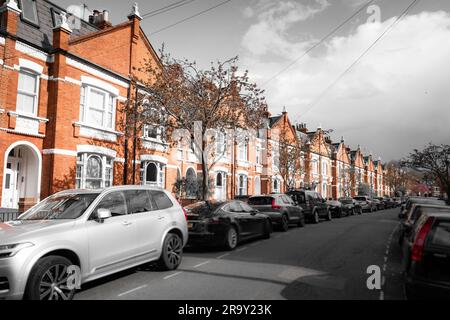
xmin=0 ymin=186 xmax=188 ymax=300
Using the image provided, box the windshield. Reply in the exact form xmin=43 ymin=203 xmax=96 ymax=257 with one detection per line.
xmin=18 ymin=193 xmax=99 ymax=221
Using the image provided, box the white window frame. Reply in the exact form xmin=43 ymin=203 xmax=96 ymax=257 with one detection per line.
xmin=140 ymin=161 xmax=166 ymax=188
xmin=238 ymin=141 xmax=248 ymax=161
xmin=216 ymin=131 xmax=227 ymax=159
xmin=238 ymin=174 xmax=248 ymax=196
xmin=76 ymin=153 xmax=113 ymax=189
xmin=79 ymin=85 xmax=117 ymax=131
xmin=256 ymin=146 xmax=262 ymax=165
xmin=16 ymin=69 xmax=40 ymax=116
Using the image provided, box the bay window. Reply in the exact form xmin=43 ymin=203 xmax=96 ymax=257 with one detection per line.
xmin=76 ymin=153 xmax=114 ymax=189
xmin=79 ymin=85 xmax=116 ymax=130
xmin=16 ymin=69 xmax=39 ymax=115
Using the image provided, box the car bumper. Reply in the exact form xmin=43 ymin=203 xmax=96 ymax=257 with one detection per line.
xmin=405 ymin=274 xmax=450 ymax=299
xmin=187 ymin=232 xmax=224 ymax=246
xmin=0 ymin=254 xmax=29 ymax=300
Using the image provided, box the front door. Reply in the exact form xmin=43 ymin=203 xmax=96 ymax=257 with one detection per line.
xmin=2 ymin=158 xmax=22 ymax=209
xmin=214 ymin=172 xmax=227 ymax=201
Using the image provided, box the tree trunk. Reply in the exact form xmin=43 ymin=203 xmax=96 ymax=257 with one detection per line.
xmin=201 ymin=137 xmax=209 ymax=201
xmin=445 ymin=185 xmax=450 ymax=205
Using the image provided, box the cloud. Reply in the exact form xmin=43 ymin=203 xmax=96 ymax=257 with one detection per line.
xmin=241 ymin=10 xmax=450 ymax=161
xmin=242 ymin=0 xmax=330 ymax=58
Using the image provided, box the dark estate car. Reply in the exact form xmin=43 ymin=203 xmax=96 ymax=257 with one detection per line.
xmin=398 ymin=204 xmax=450 ymax=246
xmin=248 ymin=194 xmax=305 ymax=231
xmin=185 ymin=201 xmax=272 ymax=250
xmin=401 ymin=209 xmax=450 ymax=299
xmin=286 ymin=190 xmax=331 ymax=223
xmin=327 ymin=199 xmax=344 ymax=218
xmin=353 ymin=196 xmax=377 ymax=213
xmin=339 ymin=198 xmax=363 ymax=215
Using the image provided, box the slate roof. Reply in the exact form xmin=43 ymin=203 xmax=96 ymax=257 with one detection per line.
xmin=269 ymin=115 xmax=281 ymax=128
xmin=15 ymin=0 xmax=99 ymax=51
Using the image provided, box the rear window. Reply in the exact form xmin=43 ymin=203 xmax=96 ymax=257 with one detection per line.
xmin=124 ymin=190 xmax=154 ymax=214
xmin=340 ymin=199 xmax=353 ymax=204
xmin=431 ymin=221 xmax=450 ymax=247
xmin=248 ymin=197 xmax=273 ymax=205
xmin=353 ymin=197 xmax=367 ymax=201
xmin=185 ymin=201 xmax=224 ymax=216
xmin=151 ymin=191 xmax=173 ymax=210
xmin=287 ymin=193 xmax=306 ymax=204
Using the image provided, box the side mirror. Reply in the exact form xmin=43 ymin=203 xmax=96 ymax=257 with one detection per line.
xmin=96 ymin=208 xmax=112 ymax=222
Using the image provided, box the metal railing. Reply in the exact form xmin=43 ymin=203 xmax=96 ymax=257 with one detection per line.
xmin=0 ymin=211 xmax=19 ymax=222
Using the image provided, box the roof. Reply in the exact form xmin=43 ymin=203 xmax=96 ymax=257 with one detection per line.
xmin=15 ymin=0 xmax=99 ymax=51
xmin=269 ymin=116 xmax=281 ymax=127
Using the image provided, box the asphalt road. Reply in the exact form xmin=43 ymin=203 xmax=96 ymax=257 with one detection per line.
xmin=75 ymin=208 xmax=405 ymax=300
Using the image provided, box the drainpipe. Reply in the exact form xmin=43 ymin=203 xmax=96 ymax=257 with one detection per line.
xmin=131 ymin=84 xmax=138 ymax=185
xmin=123 ymin=85 xmax=131 ymax=185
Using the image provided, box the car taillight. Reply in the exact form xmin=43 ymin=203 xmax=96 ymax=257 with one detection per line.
xmin=411 ymin=217 xmax=435 ymax=262
xmin=182 ymin=207 xmax=188 ymax=221
xmin=272 ymin=199 xmax=281 ymax=210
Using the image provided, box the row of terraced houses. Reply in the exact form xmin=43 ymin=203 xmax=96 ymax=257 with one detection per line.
xmin=0 ymin=0 xmax=392 ymax=212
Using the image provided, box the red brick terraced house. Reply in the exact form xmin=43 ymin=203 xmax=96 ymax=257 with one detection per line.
xmin=0 ymin=0 xmax=165 ymax=210
xmin=331 ymin=138 xmax=352 ymax=199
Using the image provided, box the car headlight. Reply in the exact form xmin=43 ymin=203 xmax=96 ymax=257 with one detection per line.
xmin=0 ymin=242 xmax=34 ymax=258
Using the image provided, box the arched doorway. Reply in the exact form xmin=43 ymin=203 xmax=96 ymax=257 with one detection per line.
xmin=2 ymin=142 xmax=41 ymax=209
xmin=214 ymin=171 xmax=227 ymax=201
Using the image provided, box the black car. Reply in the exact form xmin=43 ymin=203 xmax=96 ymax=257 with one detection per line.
xmin=398 ymin=204 xmax=450 ymax=246
xmin=401 ymin=209 xmax=450 ymax=299
xmin=286 ymin=190 xmax=331 ymax=224
xmin=339 ymin=198 xmax=362 ymax=215
xmin=399 ymin=197 xmax=447 ymax=220
xmin=327 ymin=199 xmax=347 ymax=218
xmin=248 ymin=194 xmax=305 ymax=231
xmin=186 ymin=201 xmax=272 ymax=250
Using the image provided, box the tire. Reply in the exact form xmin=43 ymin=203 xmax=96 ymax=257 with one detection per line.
xmin=262 ymin=219 xmax=271 ymax=239
xmin=224 ymin=226 xmax=239 ymax=250
xmin=359 ymin=208 xmax=363 ymax=215
xmin=297 ymin=215 xmax=305 ymax=228
xmin=351 ymin=209 xmax=356 ymax=216
xmin=325 ymin=210 xmax=332 ymax=221
xmin=24 ymin=256 xmax=76 ymax=300
xmin=157 ymin=233 xmax=183 ymax=270
xmin=280 ymin=215 xmax=289 ymax=232
xmin=312 ymin=210 xmax=320 ymax=224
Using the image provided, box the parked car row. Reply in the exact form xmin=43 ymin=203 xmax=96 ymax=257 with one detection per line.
xmin=396 ymin=196 xmax=450 ymax=300
xmin=185 ymin=190 xmax=397 ymax=251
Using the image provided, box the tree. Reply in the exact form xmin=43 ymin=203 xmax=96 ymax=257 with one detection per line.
xmin=277 ymin=125 xmax=303 ymax=191
xmin=385 ymin=161 xmax=409 ymax=196
xmin=137 ymin=51 xmax=266 ymax=200
xmin=403 ymin=143 xmax=450 ymax=204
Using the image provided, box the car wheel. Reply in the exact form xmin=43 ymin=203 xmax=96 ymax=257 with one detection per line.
xmin=280 ymin=215 xmax=289 ymax=232
xmin=326 ymin=210 xmax=332 ymax=221
xmin=262 ymin=219 xmax=271 ymax=239
xmin=224 ymin=226 xmax=239 ymax=250
xmin=297 ymin=215 xmax=305 ymax=228
xmin=157 ymin=233 xmax=183 ymax=270
xmin=313 ymin=210 xmax=320 ymax=224
xmin=351 ymin=209 xmax=355 ymax=216
xmin=359 ymin=208 xmax=363 ymax=215
xmin=24 ymin=256 xmax=76 ymax=300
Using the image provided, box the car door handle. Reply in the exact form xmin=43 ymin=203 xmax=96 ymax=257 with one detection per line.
xmin=122 ymin=221 xmax=132 ymax=226
xmin=158 ymin=216 xmax=165 ymax=220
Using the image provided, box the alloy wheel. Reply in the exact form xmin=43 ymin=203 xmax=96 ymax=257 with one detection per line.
xmin=39 ymin=264 xmax=73 ymax=300
xmin=166 ymin=235 xmax=183 ymax=268
xmin=227 ymin=227 xmax=238 ymax=249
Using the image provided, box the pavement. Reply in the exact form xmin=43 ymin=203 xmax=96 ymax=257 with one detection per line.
xmin=75 ymin=208 xmax=405 ymax=300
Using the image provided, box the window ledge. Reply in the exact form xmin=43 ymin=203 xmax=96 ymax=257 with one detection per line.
xmin=141 ymin=137 xmax=169 ymax=146
xmin=8 ymin=111 xmax=49 ymax=123
xmin=74 ymin=122 xmax=124 ymax=136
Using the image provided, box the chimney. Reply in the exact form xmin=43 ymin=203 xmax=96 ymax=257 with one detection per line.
xmin=296 ymin=122 xmax=308 ymax=134
xmin=53 ymin=11 xmax=72 ymax=51
xmin=89 ymin=9 xmax=112 ymax=29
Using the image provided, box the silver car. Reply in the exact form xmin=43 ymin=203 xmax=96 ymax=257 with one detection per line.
xmin=0 ymin=186 xmax=188 ymax=300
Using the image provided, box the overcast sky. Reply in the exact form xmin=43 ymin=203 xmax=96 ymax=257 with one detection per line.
xmin=54 ymin=0 xmax=450 ymax=161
